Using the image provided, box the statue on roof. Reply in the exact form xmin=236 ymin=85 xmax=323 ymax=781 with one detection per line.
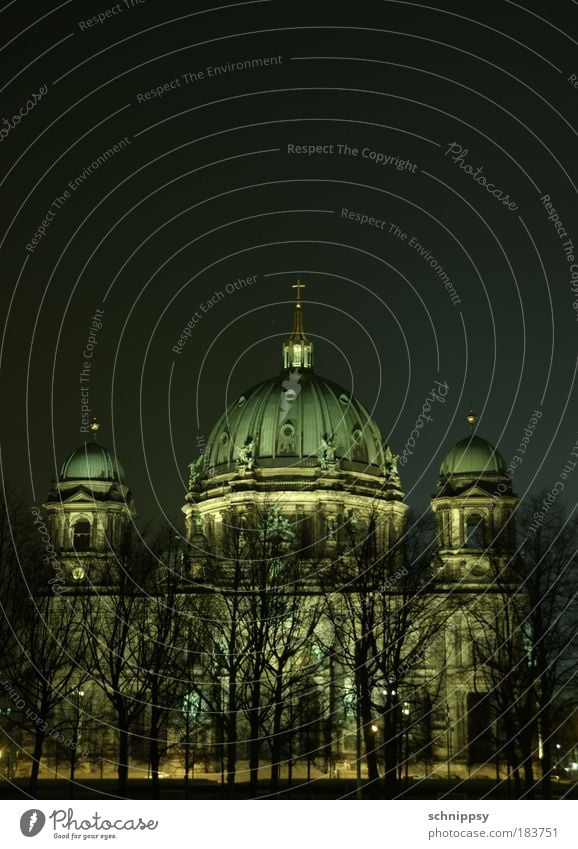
xmin=319 ymin=433 xmax=339 ymax=470
xmin=237 ymin=436 xmax=255 ymax=471
xmin=187 ymin=453 xmax=206 ymax=490
xmin=382 ymin=445 xmax=401 ymax=486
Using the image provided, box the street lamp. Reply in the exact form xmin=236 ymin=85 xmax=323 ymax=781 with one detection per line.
xmin=69 ymin=688 xmax=85 ymax=785
xmin=402 ymin=702 xmax=411 ymax=785
xmin=445 ymin=706 xmax=452 ymax=780
xmin=381 ymin=684 xmax=400 ymax=791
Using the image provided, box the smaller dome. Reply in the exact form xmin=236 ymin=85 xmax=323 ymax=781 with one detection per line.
xmin=440 ymin=435 xmax=506 ymax=478
xmin=60 ymin=442 xmax=126 ymax=483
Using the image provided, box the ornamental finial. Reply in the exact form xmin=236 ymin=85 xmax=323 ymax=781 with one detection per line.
xmin=292 ymin=280 xmax=305 ymax=306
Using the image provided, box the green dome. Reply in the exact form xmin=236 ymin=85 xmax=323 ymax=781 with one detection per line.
xmin=60 ymin=441 xmax=126 ymax=483
xmin=204 ymin=370 xmax=387 ymax=476
xmin=440 ymin=435 xmax=506 ymax=478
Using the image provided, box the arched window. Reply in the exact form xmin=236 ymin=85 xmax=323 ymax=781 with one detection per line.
xmin=466 ymin=514 xmax=485 ymax=548
xmin=73 ymin=519 xmax=91 ymax=551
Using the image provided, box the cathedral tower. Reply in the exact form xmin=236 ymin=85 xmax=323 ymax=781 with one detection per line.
xmin=431 ymin=412 xmax=519 ymax=775
xmin=432 ymin=411 xmax=517 ymax=582
xmin=43 ymin=420 xmax=135 ymax=582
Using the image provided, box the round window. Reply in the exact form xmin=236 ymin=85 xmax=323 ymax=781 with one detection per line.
xmin=281 ymin=423 xmax=295 ymax=438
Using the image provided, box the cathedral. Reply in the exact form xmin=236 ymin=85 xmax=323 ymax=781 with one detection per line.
xmin=38 ymin=284 xmax=519 ymax=786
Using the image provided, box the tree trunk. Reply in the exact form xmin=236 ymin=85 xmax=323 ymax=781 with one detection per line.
xmin=383 ymin=706 xmax=399 ymax=798
xmin=149 ymin=738 xmax=161 ymax=798
xmin=28 ymin=728 xmax=45 ymax=795
xmin=69 ymin=749 xmax=77 ymax=796
xmin=518 ymin=725 xmax=535 ymax=796
xmin=270 ymin=688 xmax=284 ymax=789
xmin=506 ymin=741 xmax=522 ymax=797
xmin=523 ymin=757 xmax=535 ymax=795
xmin=69 ymin=715 xmax=79 ymax=794
xmin=361 ymin=719 xmax=379 ymax=783
xmin=184 ymin=733 xmax=190 ymax=797
xmin=539 ymin=710 xmax=552 ymax=799
xmin=358 ymin=667 xmax=379 ymax=786
xmin=117 ymin=723 xmax=130 ymax=796
xmin=149 ymin=703 xmax=162 ymax=799
xmin=226 ymin=673 xmax=237 ymax=786
xmin=248 ymin=679 xmax=262 ymax=794
xmin=270 ymin=757 xmax=280 ymax=788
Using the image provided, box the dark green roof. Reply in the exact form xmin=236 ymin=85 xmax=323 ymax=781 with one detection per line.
xmin=60 ymin=441 xmax=126 ymax=483
xmin=205 ymin=371 xmax=387 ymax=476
xmin=440 ymin=435 xmax=506 ymax=478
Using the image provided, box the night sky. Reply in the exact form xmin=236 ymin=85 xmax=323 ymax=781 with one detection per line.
xmin=1 ymin=0 xmax=576 ymax=526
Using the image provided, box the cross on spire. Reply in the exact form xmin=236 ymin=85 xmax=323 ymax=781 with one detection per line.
xmin=292 ymin=280 xmax=305 ymax=305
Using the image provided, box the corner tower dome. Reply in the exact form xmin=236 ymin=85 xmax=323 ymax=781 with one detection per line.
xmin=437 ymin=411 xmax=509 ymax=493
xmin=60 ymin=441 xmax=126 ymax=484
xmin=439 ymin=435 xmax=506 ymax=478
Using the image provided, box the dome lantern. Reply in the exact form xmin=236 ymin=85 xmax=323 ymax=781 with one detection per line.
xmin=282 ymin=281 xmax=313 ymax=370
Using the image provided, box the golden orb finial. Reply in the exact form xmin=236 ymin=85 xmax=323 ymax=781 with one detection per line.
xmin=466 ymin=410 xmax=477 ymax=431
xmin=89 ymin=418 xmax=100 ymax=440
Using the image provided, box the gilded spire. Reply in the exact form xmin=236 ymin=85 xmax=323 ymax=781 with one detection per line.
xmin=290 ymin=280 xmax=306 ymax=338
xmin=283 ymin=281 xmax=313 ymax=369
xmin=89 ymin=417 xmax=100 ymax=442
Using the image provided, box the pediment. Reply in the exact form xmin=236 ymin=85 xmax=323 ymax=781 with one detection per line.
xmin=460 ymin=485 xmax=494 ymax=499
xmin=55 ymin=486 xmax=109 ymax=504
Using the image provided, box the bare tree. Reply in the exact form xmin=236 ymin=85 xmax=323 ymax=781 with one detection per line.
xmin=188 ymin=501 xmax=323 ymax=794
xmin=138 ymin=529 xmax=193 ymax=797
xmin=8 ymin=579 xmax=87 ymax=794
xmin=463 ymin=494 xmax=577 ymax=798
xmin=515 ymin=495 xmax=578 ymax=797
xmin=465 ymin=573 xmax=536 ymax=795
xmin=80 ymin=531 xmax=151 ymax=796
xmin=323 ymin=508 xmax=447 ymax=797
xmin=260 ymin=560 xmax=322 ymax=789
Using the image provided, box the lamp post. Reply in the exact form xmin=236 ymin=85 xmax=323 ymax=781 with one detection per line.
xmin=355 ymin=681 xmax=362 ymax=799
xmin=382 ymin=685 xmax=399 ymax=794
xmin=220 ymin=675 xmax=227 ymax=786
xmin=446 ymin=706 xmax=452 ymax=780
xmin=402 ymin=701 xmax=411 ymax=786
xmin=70 ymin=688 xmax=85 ymax=788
